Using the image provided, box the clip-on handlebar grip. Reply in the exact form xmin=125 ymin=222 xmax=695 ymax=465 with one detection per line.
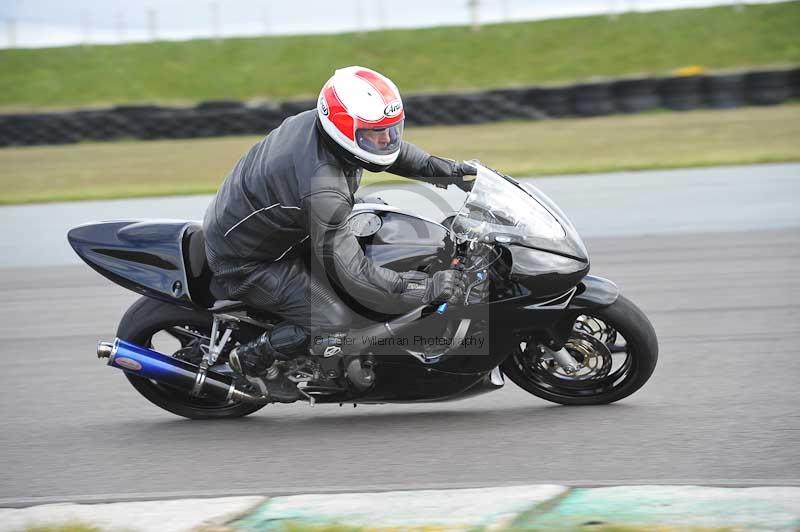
xmin=436 ymin=257 xmax=463 ymax=314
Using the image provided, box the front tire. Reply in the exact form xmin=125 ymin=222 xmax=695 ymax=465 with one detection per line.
xmin=117 ymin=296 xmax=266 ymax=419
xmin=501 ymin=294 xmax=658 ymax=405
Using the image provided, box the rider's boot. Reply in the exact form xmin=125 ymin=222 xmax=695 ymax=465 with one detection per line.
xmin=229 ymin=329 xmax=302 ymax=403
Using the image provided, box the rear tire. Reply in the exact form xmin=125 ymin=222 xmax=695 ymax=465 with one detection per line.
xmin=117 ymin=296 xmax=266 ymax=419
xmin=501 ymin=295 xmax=658 ymax=405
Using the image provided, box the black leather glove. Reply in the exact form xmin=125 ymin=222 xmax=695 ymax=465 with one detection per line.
xmin=428 ymin=158 xmax=478 ymax=192
xmin=453 ymin=161 xmax=478 ymax=192
xmin=424 ymin=157 xmax=475 ymax=191
xmin=400 ymin=270 xmax=467 ymax=306
xmin=430 ymin=269 xmax=467 ymax=305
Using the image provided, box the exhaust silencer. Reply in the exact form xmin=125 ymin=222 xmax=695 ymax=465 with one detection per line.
xmin=97 ymin=339 xmax=268 ymax=404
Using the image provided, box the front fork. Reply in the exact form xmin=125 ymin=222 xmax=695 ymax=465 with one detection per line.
xmin=530 ymin=276 xmax=620 ymax=374
xmin=522 ymin=309 xmax=582 ymax=374
xmin=540 ymin=344 xmax=582 ymax=374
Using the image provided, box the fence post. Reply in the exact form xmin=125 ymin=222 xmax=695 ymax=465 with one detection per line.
xmin=355 ymin=0 xmax=365 ymax=35
xmin=468 ymin=0 xmax=480 ymax=32
xmin=608 ymin=0 xmax=619 ymax=20
xmin=147 ymin=8 xmax=158 ymax=41
xmin=376 ymin=0 xmax=386 ymax=30
xmin=81 ymin=11 xmax=90 ymax=45
xmin=210 ymin=1 xmax=221 ymax=43
xmin=6 ymin=17 xmax=16 ymax=48
xmin=116 ymin=12 xmax=127 ymax=43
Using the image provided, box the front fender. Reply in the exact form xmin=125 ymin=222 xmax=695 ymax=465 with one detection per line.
xmin=569 ymin=275 xmax=619 ymax=309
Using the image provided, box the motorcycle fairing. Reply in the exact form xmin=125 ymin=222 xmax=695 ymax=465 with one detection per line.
xmin=506 ymin=244 xmax=590 ymax=297
xmin=350 ymin=204 xmax=454 ymax=272
xmin=569 ymin=275 xmax=619 ymax=309
xmin=67 ymin=219 xmax=198 ymax=308
xmin=314 ymin=362 xmax=503 ymax=404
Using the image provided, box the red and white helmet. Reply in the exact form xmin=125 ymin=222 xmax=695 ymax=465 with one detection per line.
xmin=317 ymin=66 xmax=405 ymax=171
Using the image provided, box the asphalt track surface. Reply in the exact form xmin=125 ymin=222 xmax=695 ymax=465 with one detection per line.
xmin=1 ymin=165 xmax=799 ymax=505
xmin=2 ymin=163 xmax=799 ymax=268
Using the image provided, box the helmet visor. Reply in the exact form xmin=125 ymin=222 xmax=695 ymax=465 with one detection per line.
xmin=355 ymin=121 xmax=404 ymax=156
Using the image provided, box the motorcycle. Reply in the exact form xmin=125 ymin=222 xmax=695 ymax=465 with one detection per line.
xmin=68 ymin=162 xmax=658 ymax=419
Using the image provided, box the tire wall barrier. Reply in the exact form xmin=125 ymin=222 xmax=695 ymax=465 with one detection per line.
xmin=1 ymin=67 xmax=797 ymax=147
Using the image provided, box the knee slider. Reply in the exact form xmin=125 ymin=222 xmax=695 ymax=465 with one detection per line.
xmin=268 ymin=322 xmax=309 ymax=358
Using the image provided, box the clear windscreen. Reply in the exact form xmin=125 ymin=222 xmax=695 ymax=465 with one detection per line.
xmin=451 ymin=163 xmax=566 ymax=242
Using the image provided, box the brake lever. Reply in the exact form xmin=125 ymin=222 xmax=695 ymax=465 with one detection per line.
xmin=464 ymin=271 xmax=488 ymax=304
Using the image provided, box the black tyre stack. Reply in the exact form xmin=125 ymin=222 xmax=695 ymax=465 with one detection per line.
xmin=570 ymin=81 xmax=616 ymax=117
xmin=613 ymin=78 xmax=660 ymax=113
xmin=526 ymin=86 xmax=572 ymax=118
xmin=659 ymin=75 xmax=706 ymax=111
xmin=1 ymin=66 xmax=797 ymax=147
xmin=744 ymin=69 xmax=794 ymax=105
xmin=704 ymin=73 xmax=745 ymax=109
xmin=792 ymin=67 xmax=800 ymax=98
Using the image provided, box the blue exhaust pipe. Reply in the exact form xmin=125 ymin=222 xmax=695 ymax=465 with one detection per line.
xmin=98 ymin=339 xmax=267 ymax=404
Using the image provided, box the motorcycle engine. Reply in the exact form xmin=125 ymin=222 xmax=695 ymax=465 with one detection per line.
xmin=283 ymin=351 xmax=374 ymax=395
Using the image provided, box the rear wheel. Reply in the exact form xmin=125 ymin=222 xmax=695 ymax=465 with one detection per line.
xmin=117 ymin=296 xmax=267 ymax=419
xmin=501 ymin=295 xmax=658 ymax=405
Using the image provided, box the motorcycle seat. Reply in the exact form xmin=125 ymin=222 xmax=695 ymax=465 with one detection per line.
xmin=185 ymin=225 xmax=245 ymax=311
xmin=208 ymin=297 xmax=247 ymax=313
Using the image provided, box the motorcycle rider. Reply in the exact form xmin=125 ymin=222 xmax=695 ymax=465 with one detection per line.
xmin=203 ymin=66 xmax=476 ymax=401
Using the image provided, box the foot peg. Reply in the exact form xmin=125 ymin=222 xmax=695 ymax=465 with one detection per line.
xmin=230 ymin=354 xmax=301 ymax=404
xmin=263 ymin=370 xmax=302 ymax=403
xmin=229 ymin=326 xmax=307 ymax=403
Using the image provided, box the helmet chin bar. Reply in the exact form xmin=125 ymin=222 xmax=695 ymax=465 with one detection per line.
xmin=357 ymin=158 xmax=393 ymax=173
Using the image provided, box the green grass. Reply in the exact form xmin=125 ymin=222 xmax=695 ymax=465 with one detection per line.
xmin=1 ymin=2 xmax=799 ymax=110
xmin=21 ymin=523 xmax=103 ymax=532
xmin=1 ymin=104 xmax=798 ymax=205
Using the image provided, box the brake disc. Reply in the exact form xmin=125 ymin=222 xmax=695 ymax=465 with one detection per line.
xmin=539 ymin=331 xmax=612 ymax=382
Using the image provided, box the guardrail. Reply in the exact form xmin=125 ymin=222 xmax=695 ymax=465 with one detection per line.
xmin=1 ymin=67 xmax=797 ymax=147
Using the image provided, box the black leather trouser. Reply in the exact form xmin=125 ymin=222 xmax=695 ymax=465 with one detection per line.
xmin=215 ymin=253 xmax=352 ymax=334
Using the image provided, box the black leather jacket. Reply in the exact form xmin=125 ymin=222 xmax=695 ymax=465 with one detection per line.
xmin=203 ymin=109 xmax=462 ymax=309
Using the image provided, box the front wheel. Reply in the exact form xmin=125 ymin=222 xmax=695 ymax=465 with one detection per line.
xmin=117 ymin=296 xmax=267 ymax=419
xmin=501 ymin=294 xmax=658 ymax=405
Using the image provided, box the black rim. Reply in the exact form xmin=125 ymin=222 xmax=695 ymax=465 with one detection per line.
xmin=141 ymin=323 xmax=243 ymax=411
xmin=513 ymin=313 xmax=637 ymax=399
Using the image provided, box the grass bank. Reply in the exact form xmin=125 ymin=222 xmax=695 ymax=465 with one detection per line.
xmin=0 ymin=3 xmax=798 ymax=110
xmin=1 ymin=104 xmax=798 ymax=205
